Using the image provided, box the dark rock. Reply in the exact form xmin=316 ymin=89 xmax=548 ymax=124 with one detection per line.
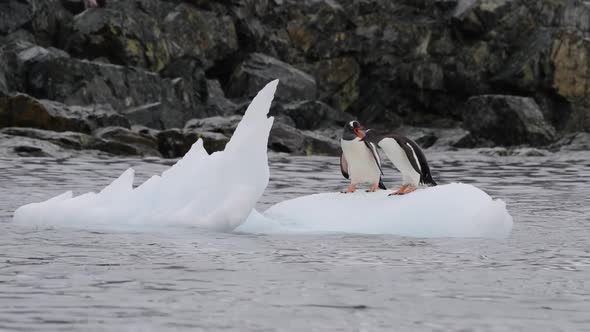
xmin=65 ymin=2 xmax=173 ymax=71
xmin=151 ymin=116 xmax=238 ymax=157
xmin=161 ymin=3 xmax=238 ymax=69
xmin=184 ymin=115 xmax=242 ymax=136
xmin=65 ymin=1 xmax=237 ymax=71
xmin=12 ymin=145 xmax=52 ymax=157
xmin=61 ymin=0 xmax=87 ymax=14
xmin=160 ymin=57 xmax=210 ymax=116
xmin=451 ymin=132 xmax=494 ymax=149
xmin=157 ymin=127 xmax=231 ymax=159
xmin=0 ymin=128 xmax=148 ymax=156
xmin=415 ymin=133 xmax=438 ymax=149
xmin=550 ymin=132 xmax=590 ymax=152
xmin=0 ymin=1 xmax=34 ymax=35
xmin=94 ymin=126 xmax=161 ymax=157
xmin=157 ymin=128 xmax=189 ymax=159
xmin=205 ymin=79 xmax=237 ymax=115
xmin=463 ymin=95 xmax=556 ymax=147
xmin=121 ymin=102 xmax=184 ymax=131
xmin=0 ymin=133 xmax=72 ymax=158
xmin=1 ymin=127 xmax=100 ymax=150
xmin=27 ymin=57 xmax=203 ymax=128
xmin=0 ymin=70 xmax=7 ymax=97
xmin=0 ymin=94 xmax=129 ymax=133
xmin=300 ymin=130 xmax=340 ymax=156
xmin=273 ymin=100 xmax=353 ymax=130
xmin=29 ymin=0 xmax=74 ymax=47
xmin=227 ymin=53 xmax=317 ymax=101
xmin=183 ymin=130 xmax=230 ymax=155
xmin=1 ymin=39 xmax=69 ymax=94
xmin=268 ymin=122 xmax=340 ymax=155
xmin=268 ymin=122 xmax=304 ymax=153
xmin=298 ymin=57 xmax=360 ymax=112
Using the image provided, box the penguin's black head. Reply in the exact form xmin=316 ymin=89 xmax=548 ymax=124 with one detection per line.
xmin=342 ymin=120 xmax=366 ymax=141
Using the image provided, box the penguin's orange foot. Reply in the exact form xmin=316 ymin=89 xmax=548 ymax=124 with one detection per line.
xmin=403 ymin=185 xmax=417 ymax=194
xmin=366 ymin=183 xmax=379 ymax=192
xmin=342 ymin=184 xmax=357 ymax=193
xmin=388 ymin=184 xmax=408 ymax=196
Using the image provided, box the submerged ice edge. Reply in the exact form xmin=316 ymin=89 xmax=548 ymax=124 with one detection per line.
xmin=13 ymin=80 xmax=279 ymax=231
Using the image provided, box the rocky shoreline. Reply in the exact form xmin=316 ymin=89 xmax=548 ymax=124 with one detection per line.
xmin=1 ymin=0 xmax=589 ymax=159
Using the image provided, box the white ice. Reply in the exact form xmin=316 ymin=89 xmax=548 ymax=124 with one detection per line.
xmin=238 ymin=184 xmax=513 ymax=239
xmin=13 ymin=78 xmax=513 ymax=239
xmin=13 ymin=80 xmax=278 ymax=231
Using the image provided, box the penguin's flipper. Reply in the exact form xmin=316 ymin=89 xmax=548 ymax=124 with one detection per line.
xmin=340 ymin=153 xmax=349 ymax=179
xmin=364 ymin=141 xmax=384 ymax=176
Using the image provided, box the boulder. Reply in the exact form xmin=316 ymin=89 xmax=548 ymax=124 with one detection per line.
xmin=159 ymin=57 xmax=210 ymax=116
xmin=28 ymin=0 xmax=74 ymax=47
xmin=227 ymin=53 xmax=317 ymax=101
xmin=184 ymin=115 xmax=242 ymax=136
xmin=161 ymin=3 xmax=238 ymax=68
xmin=205 ymin=79 xmax=237 ymax=115
xmin=157 ymin=128 xmax=230 ymax=158
xmin=268 ymin=122 xmax=305 ymax=153
xmin=121 ymin=102 xmax=188 ymax=130
xmin=65 ymin=1 xmax=238 ymax=71
xmin=157 ymin=128 xmax=189 ymax=159
xmin=65 ymin=2 xmax=173 ymax=71
xmin=1 ymin=39 xmax=69 ymax=93
xmin=550 ymin=132 xmax=590 ymax=151
xmin=27 ymin=57 xmax=204 ymax=128
xmin=463 ymin=95 xmax=556 ymax=146
xmin=298 ymin=57 xmax=360 ymax=112
xmin=0 ymin=133 xmax=71 ymax=158
xmin=0 ymin=1 xmax=35 ymax=35
xmin=0 ymin=127 xmax=101 ymax=150
xmin=300 ymin=130 xmax=341 ymax=156
xmin=94 ymin=126 xmax=161 ymax=157
xmin=0 ymin=94 xmax=129 ymax=133
xmin=0 ymin=126 xmax=153 ymax=157
xmin=268 ymin=122 xmax=340 ymax=155
xmin=183 ymin=130 xmax=230 ymax=155
xmin=272 ymin=100 xmax=353 ymax=130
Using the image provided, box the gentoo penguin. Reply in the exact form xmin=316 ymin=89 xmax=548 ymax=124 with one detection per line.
xmin=363 ymin=131 xmax=437 ymax=195
xmin=340 ymin=121 xmax=386 ymax=193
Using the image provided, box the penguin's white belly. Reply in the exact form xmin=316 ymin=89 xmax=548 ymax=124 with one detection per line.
xmin=340 ymin=139 xmax=380 ymax=184
xmin=378 ymin=138 xmax=421 ymax=186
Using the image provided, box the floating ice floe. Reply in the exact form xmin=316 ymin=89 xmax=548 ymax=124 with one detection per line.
xmin=238 ymin=184 xmax=513 ymax=239
xmin=13 ymin=79 xmax=513 ymax=238
xmin=13 ymin=80 xmax=277 ymax=231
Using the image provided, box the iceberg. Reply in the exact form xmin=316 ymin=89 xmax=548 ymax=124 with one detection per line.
xmin=13 ymin=80 xmax=278 ymax=231
xmin=13 ymin=79 xmax=513 ymax=239
xmin=238 ymin=184 xmax=513 ymax=239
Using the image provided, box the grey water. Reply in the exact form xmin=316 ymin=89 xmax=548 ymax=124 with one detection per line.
xmin=0 ymin=150 xmax=589 ymax=331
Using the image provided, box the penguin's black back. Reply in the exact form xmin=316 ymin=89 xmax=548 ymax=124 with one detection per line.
xmin=365 ymin=130 xmax=437 ymax=186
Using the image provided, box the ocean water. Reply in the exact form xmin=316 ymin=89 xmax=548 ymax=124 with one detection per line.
xmin=0 ymin=150 xmax=589 ymax=331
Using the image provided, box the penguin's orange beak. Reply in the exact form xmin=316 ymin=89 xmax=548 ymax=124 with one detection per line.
xmin=354 ymin=128 xmax=365 ymax=140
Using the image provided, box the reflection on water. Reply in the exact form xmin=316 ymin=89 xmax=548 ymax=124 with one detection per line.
xmin=0 ymin=150 xmax=589 ymax=331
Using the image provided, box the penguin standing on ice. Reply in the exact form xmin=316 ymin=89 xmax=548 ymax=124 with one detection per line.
xmin=340 ymin=121 xmax=386 ymax=193
xmin=364 ymin=131 xmax=437 ymax=195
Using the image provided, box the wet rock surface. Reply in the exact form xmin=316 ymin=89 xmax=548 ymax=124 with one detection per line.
xmin=0 ymin=0 xmax=589 ymax=158
xmin=463 ymin=95 xmax=557 ymax=147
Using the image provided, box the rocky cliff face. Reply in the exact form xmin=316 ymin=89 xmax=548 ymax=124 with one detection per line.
xmin=0 ymin=0 xmax=588 ymax=158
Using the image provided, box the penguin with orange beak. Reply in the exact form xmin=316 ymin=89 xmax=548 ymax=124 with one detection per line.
xmin=340 ymin=121 xmax=386 ymax=193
